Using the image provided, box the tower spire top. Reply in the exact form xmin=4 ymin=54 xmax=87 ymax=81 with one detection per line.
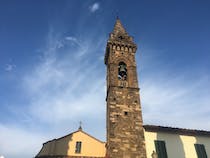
xmin=112 ymin=18 xmax=127 ymax=35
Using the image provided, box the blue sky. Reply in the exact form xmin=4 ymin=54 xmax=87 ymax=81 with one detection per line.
xmin=0 ymin=0 xmax=210 ymax=158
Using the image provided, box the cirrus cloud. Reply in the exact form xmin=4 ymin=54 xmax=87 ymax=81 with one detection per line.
xmin=89 ymin=2 xmax=100 ymax=13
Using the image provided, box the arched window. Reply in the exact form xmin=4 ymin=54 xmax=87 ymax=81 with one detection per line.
xmin=118 ymin=62 xmax=127 ymax=81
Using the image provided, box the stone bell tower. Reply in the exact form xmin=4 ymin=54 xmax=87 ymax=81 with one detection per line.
xmin=104 ymin=18 xmax=147 ymax=158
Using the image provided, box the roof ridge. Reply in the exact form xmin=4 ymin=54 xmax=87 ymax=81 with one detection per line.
xmin=143 ymin=124 xmax=210 ymax=136
xmin=43 ymin=129 xmax=105 ymax=145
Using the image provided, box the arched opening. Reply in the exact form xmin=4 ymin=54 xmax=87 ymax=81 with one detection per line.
xmin=118 ymin=62 xmax=127 ymax=81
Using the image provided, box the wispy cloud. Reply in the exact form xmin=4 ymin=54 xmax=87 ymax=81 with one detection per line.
xmin=65 ymin=36 xmax=77 ymax=42
xmin=65 ymin=36 xmax=83 ymax=48
xmin=143 ymin=81 xmax=210 ymax=130
xmin=22 ymin=29 xmax=106 ymax=134
xmin=89 ymin=2 xmax=100 ymax=13
xmin=5 ymin=64 xmax=16 ymax=72
xmin=139 ymin=47 xmax=210 ymax=130
xmin=0 ymin=123 xmax=47 ymax=158
xmin=0 ymin=24 xmax=107 ymax=158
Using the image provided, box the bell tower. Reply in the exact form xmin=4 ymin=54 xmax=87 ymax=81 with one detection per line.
xmin=105 ymin=18 xmax=147 ymax=158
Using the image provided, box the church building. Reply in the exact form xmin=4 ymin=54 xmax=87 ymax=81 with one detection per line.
xmin=36 ymin=19 xmax=210 ymax=158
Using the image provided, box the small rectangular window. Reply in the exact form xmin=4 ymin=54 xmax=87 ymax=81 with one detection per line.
xmin=75 ymin=141 xmax=82 ymax=153
xmin=154 ymin=140 xmax=168 ymax=158
xmin=195 ymin=144 xmax=207 ymax=158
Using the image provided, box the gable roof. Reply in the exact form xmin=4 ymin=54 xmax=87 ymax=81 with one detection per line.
xmin=43 ymin=129 xmax=105 ymax=145
xmin=144 ymin=125 xmax=210 ymax=137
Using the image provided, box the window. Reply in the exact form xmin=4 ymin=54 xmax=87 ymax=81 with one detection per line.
xmin=154 ymin=140 xmax=168 ymax=158
xmin=75 ymin=141 xmax=82 ymax=153
xmin=118 ymin=36 xmax=123 ymax=40
xmin=195 ymin=144 xmax=207 ymax=158
xmin=124 ymin=111 xmax=128 ymax=116
xmin=118 ymin=62 xmax=127 ymax=81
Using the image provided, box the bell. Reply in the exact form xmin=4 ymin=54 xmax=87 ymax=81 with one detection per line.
xmin=119 ymin=65 xmax=126 ymax=72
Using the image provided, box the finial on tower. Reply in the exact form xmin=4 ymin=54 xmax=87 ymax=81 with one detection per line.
xmin=115 ymin=9 xmax=119 ymax=19
xmin=78 ymin=121 xmax=82 ymax=131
